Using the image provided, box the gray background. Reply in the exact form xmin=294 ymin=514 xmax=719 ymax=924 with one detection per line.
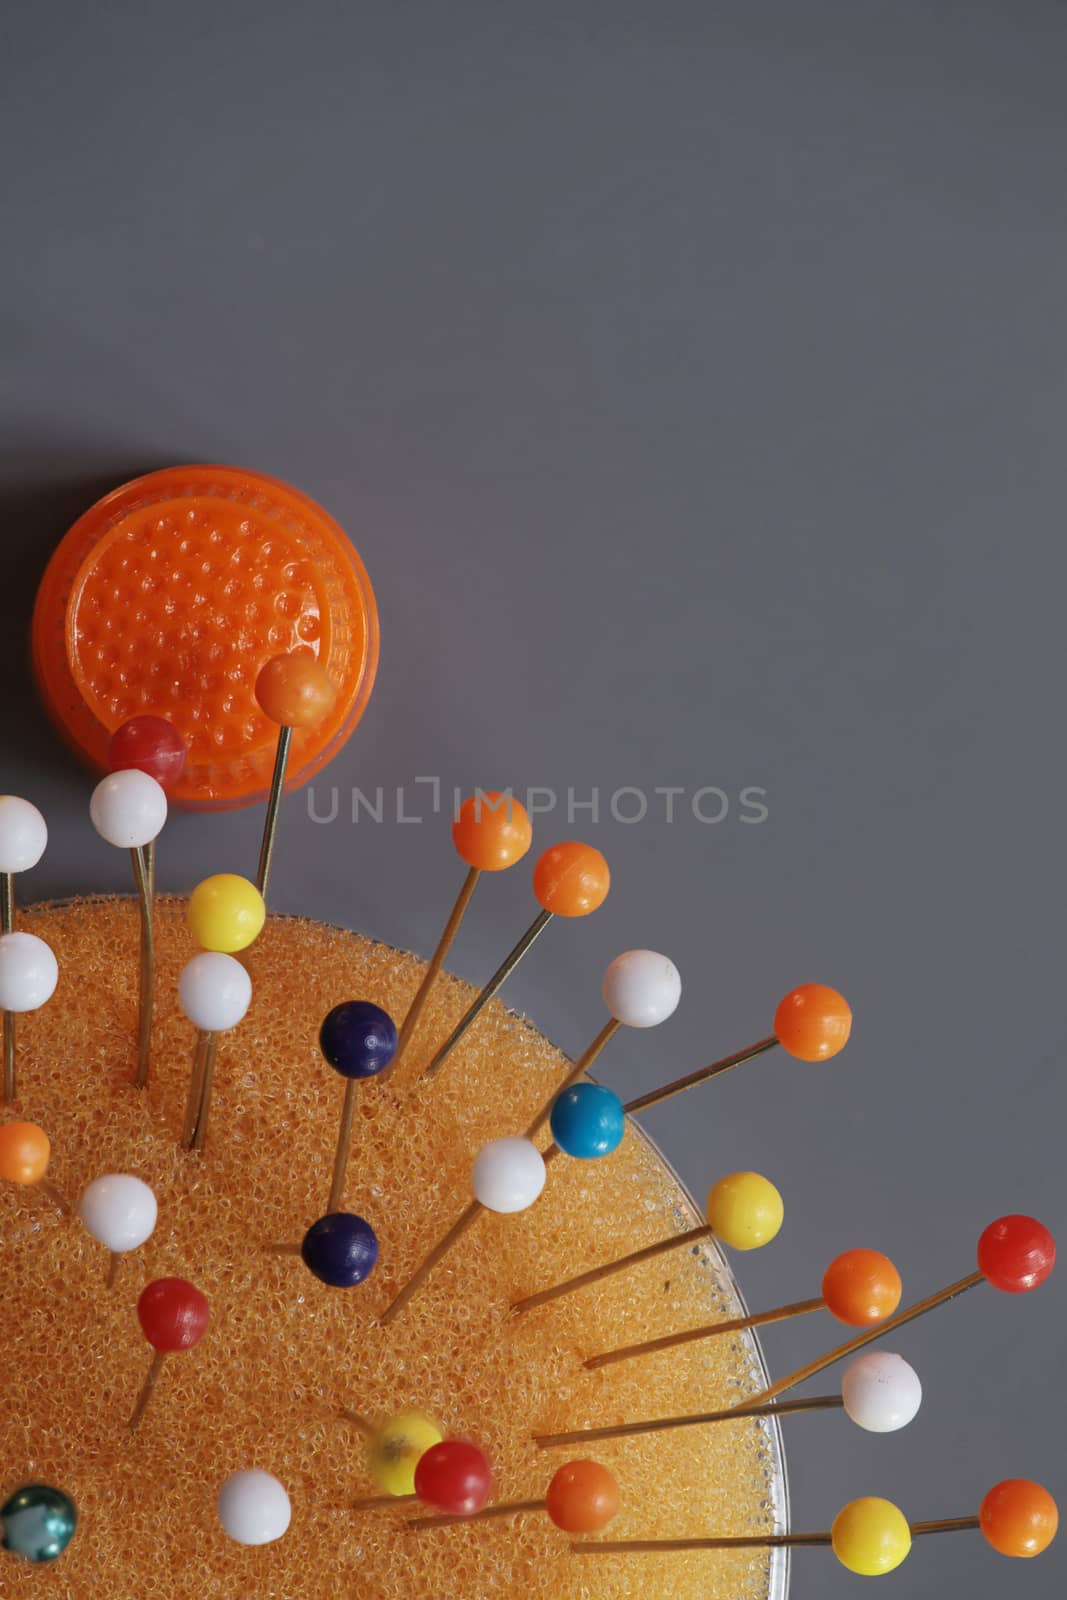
xmin=2 ymin=4 xmax=1064 ymax=1596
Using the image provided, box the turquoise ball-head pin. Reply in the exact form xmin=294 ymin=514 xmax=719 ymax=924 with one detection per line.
xmin=1 ymin=1484 xmax=77 ymax=1563
xmin=550 ymin=1082 xmax=626 ymax=1159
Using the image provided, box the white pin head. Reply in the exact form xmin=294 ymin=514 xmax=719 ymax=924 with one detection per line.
xmin=79 ymin=1174 xmax=158 ymax=1253
xmin=0 ymin=932 xmax=59 ymax=1012
xmin=471 ymin=1137 xmax=547 ymax=1214
xmin=217 ymin=1469 xmax=292 ymax=1545
xmin=841 ymin=1351 xmax=923 ymax=1433
xmin=0 ymin=796 xmax=48 ymax=874
xmin=602 ymin=950 xmax=682 ymax=1028
xmin=89 ymin=769 xmax=168 ymax=849
xmin=179 ymin=953 xmax=253 ymax=1033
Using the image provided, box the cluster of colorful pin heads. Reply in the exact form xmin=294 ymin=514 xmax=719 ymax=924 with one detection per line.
xmin=0 ymin=795 xmax=55 ymax=1103
xmin=352 ymin=1429 xmax=620 ymax=1537
xmin=544 ymin=948 xmax=687 ymax=1158
xmin=255 ymin=999 xmax=394 ymax=1287
xmin=2 ymin=761 xmax=1060 ymax=1590
xmin=0 ymin=1471 xmax=296 ymax=1561
xmin=367 ymin=1411 xmax=444 ymax=1496
xmin=467 ymin=950 xmax=684 ymax=1205
xmin=382 ymin=968 xmax=854 ymax=1325
xmin=575 ymin=1479 xmax=1058 ymax=1573
xmin=417 ymin=836 xmax=611 ymax=1081
xmin=392 ymin=791 xmax=533 ymax=1063
xmin=0 ymin=1120 xmax=159 ymax=1281
xmin=348 ymin=1432 xmax=493 ymax=1515
xmin=177 ymin=872 xmax=264 ymax=1149
xmin=412 ymin=1456 xmax=620 ymax=1533
xmin=86 ymin=716 xmax=189 ymax=1087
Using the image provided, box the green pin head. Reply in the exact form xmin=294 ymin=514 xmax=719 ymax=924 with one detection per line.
xmin=1 ymin=1484 xmax=77 ymax=1563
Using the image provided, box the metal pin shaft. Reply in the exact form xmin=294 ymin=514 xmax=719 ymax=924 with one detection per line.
xmin=128 ymin=1350 xmax=165 ymax=1431
xmin=380 ymin=1019 xmax=620 ymax=1325
xmin=2 ymin=870 xmax=15 ymax=1103
xmin=420 ymin=909 xmax=553 ymax=1081
xmin=37 ymin=1177 xmax=71 ymax=1215
xmin=181 ymin=1031 xmax=211 ymax=1150
xmin=190 ymin=1033 xmax=220 ymax=1151
xmin=131 ymin=846 xmax=155 ymax=1088
xmin=572 ymin=1516 xmax=982 ymax=1557
xmin=534 ymin=1394 xmax=844 ymax=1449
xmin=392 ymin=867 xmax=481 ymax=1072
xmin=747 ymin=1271 xmax=985 ymax=1406
xmin=622 ymin=1035 xmax=780 ymax=1118
xmin=336 ymin=1407 xmax=374 ymax=1436
xmin=574 ymin=1532 xmax=834 ymax=1555
xmin=256 ymin=725 xmax=292 ymax=899
xmin=351 ymin=1492 xmax=417 ymax=1512
xmin=583 ymin=1295 xmax=827 ymax=1371
xmin=411 ymin=1499 xmax=544 ymax=1530
xmin=328 ymin=1078 xmax=358 ymax=1213
xmin=513 ymin=1221 xmax=718 ymax=1315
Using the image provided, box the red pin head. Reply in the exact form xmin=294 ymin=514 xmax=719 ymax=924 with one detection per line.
xmin=979 ymin=1479 xmax=1058 ymax=1558
xmin=977 ymin=1216 xmax=1055 ymax=1293
xmin=108 ymin=716 xmax=187 ymax=789
xmin=137 ymin=1277 xmax=210 ymax=1352
xmin=545 ymin=1460 xmax=620 ymax=1533
xmin=822 ymin=1248 xmax=903 ymax=1326
xmin=413 ymin=1440 xmax=493 ymax=1517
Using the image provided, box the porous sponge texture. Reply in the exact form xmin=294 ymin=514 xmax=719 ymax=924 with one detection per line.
xmin=2 ymin=900 xmax=782 ymax=1599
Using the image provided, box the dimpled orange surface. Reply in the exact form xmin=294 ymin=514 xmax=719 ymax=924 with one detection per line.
xmin=3 ymin=901 xmax=782 ymax=1600
xmin=31 ymin=467 xmax=378 ymax=809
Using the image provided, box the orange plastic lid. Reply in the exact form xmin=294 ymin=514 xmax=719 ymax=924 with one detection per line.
xmin=32 ymin=465 xmax=379 ymax=811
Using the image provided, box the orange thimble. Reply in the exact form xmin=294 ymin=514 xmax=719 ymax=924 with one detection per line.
xmin=31 ymin=465 xmax=379 ymax=810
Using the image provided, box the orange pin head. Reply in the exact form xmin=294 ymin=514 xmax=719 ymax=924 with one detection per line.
xmin=774 ymin=983 xmax=852 ymax=1061
xmin=979 ymin=1479 xmax=1058 ymax=1558
xmin=532 ymin=842 xmax=610 ymax=917
xmin=545 ymin=1459 xmax=620 ymax=1533
xmin=0 ymin=1121 xmax=51 ymax=1185
xmin=452 ymin=793 xmax=533 ymax=872
xmin=822 ymin=1248 xmax=902 ymax=1326
xmin=255 ymin=653 xmax=337 ymax=729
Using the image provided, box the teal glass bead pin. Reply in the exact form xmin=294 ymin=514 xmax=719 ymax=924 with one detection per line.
xmin=1 ymin=1483 xmax=77 ymax=1563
